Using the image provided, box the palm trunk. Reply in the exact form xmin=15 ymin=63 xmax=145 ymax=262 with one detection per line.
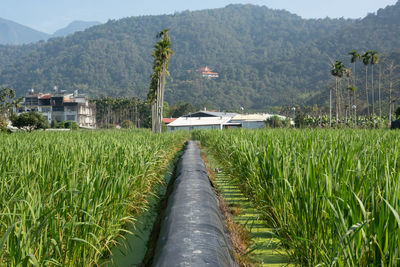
xmin=365 ymin=66 xmax=370 ymax=117
xmin=152 ymin=102 xmax=156 ymax=132
xmin=335 ymin=78 xmax=339 ymax=125
xmin=155 ymin=66 xmax=166 ymax=134
xmin=156 ymin=72 xmax=162 ymax=133
xmin=389 ymin=67 xmax=393 ymax=123
xmin=371 ymin=64 xmax=375 ymax=119
xmin=159 ymin=64 xmax=167 ymax=132
xmin=348 ymin=90 xmax=351 ymax=125
xmin=329 ymin=88 xmax=332 ymax=127
xmin=353 ymin=62 xmax=357 ymax=126
xmin=378 ymin=65 xmax=382 ymax=118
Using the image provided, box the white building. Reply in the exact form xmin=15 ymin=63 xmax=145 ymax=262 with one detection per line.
xmin=18 ymin=89 xmax=96 ymax=128
xmin=230 ymin=114 xmax=290 ymax=129
xmin=168 ymin=111 xmax=237 ymax=131
xmin=168 ymin=111 xmax=292 ymax=131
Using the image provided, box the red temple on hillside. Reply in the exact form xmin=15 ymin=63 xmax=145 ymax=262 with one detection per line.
xmin=197 ymin=66 xmax=219 ymax=78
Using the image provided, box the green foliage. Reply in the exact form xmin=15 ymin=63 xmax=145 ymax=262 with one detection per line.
xmin=121 ymin=120 xmax=135 ymax=129
xmin=0 ymin=130 xmax=189 ymax=265
xmin=11 ymin=112 xmax=49 ymax=131
xmin=91 ymin=97 xmax=150 ymax=128
xmin=65 ymin=121 xmax=79 ymax=130
xmin=0 ymin=88 xmax=16 ymax=119
xmin=195 ymin=129 xmax=400 ymax=266
xmin=101 ymin=123 xmax=116 ymax=129
xmin=0 ymin=117 xmax=6 ymax=132
xmin=395 ymin=106 xmax=400 ymax=119
xmin=51 ymin=120 xmax=65 ymax=128
xmin=265 ymin=115 xmax=290 ymax=128
xmin=51 ymin=120 xmax=79 ymax=129
xmin=294 ymin=113 xmax=305 ymax=128
xmin=169 ymin=101 xmax=196 ymax=117
xmin=163 ymin=101 xmax=170 ymax=118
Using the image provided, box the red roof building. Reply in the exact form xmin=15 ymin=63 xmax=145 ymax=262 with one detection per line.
xmin=163 ymin=118 xmax=177 ymax=125
xmin=197 ymin=66 xmax=219 ymax=78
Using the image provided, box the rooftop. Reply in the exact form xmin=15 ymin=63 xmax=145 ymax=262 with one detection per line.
xmin=38 ymin=94 xmax=53 ymax=100
xmin=168 ymin=116 xmax=232 ymax=127
xmin=183 ymin=111 xmax=237 ymax=118
xmin=232 ymin=114 xmax=288 ymax=121
xmin=162 ymin=118 xmax=177 ymax=124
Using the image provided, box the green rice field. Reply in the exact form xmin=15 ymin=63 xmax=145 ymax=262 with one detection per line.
xmin=0 ymin=130 xmax=188 ymax=266
xmin=2 ymin=128 xmax=400 ymax=266
xmin=194 ymin=129 xmax=400 ymax=266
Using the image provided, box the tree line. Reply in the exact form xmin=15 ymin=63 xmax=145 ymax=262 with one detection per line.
xmin=329 ymin=49 xmax=399 ymax=126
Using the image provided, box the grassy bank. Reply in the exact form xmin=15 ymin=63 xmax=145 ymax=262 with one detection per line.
xmin=194 ymin=129 xmax=400 ymax=266
xmin=0 ymin=130 xmax=188 ymax=266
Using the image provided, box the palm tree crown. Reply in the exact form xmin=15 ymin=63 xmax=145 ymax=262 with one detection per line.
xmin=348 ymin=50 xmax=360 ymax=64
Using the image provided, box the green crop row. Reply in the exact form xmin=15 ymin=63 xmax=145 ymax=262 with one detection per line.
xmin=194 ymin=129 xmax=400 ymax=266
xmin=0 ymin=130 xmax=188 ymax=266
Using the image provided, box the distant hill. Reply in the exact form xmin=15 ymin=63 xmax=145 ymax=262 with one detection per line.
xmin=0 ymin=18 xmax=101 ymax=45
xmin=0 ymin=18 xmax=49 ymax=45
xmin=0 ymin=2 xmax=399 ymax=111
xmin=51 ymin=21 xmax=101 ymax=38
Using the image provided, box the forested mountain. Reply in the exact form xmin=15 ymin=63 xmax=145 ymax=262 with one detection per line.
xmin=51 ymin=21 xmax=101 ymax=37
xmin=0 ymin=2 xmax=399 ymax=110
xmin=0 ymin=18 xmax=49 ymax=45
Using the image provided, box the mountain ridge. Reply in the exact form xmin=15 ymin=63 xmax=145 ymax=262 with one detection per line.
xmin=51 ymin=21 xmax=102 ymax=38
xmin=0 ymin=2 xmax=399 ymax=110
xmin=0 ymin=18 xmax=102 ymax=45
xmin=0 ymin=17 xmax=49 ymax=45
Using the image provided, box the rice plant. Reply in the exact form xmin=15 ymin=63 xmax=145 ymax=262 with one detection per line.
xmin=194 ymin=129 xmax=400 ymax=266
xmin=0 ymin=130 xmax=188 ymax=266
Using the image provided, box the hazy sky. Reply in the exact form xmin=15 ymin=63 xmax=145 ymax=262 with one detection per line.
xmin=0 ymin=0 xmax=397 ymax=33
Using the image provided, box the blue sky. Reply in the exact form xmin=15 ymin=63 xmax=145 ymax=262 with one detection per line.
xmin=0 ymin=0 xmax=397 ymax=33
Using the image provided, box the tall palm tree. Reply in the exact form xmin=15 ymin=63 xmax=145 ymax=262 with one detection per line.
xmin=148 ymin=29 xmax=174 ymax=133
xmin=348 ymin=50 xmax=360 ymax=85
xmin=345 ymin=67 xmax=352 ymax=123
xmin=370 ymin=50 xmax=380 ymax=118
xmin=385 ymin=61 xmax=398 ymax=123
xmin=362 ymin=51 xmax=371 ymax=116
xmin=331 ymin=61 xmax=346 ymax=125
xmin=348 ymin=50 xmax=360 ymax=120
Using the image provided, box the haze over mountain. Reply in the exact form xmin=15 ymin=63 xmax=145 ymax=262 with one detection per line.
xmin=0 ymin=18 xmax=49 ymax=45
xmin=51 ymin=21 xmax=101 ymax=38
xmin=0 ymin=2 xmax=399 ymax=110
xmin=0 ymin=19 xmax=102 ymax=45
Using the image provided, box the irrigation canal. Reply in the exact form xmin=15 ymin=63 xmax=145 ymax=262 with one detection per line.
xmin=103 ymin=141 xmax=290 ymax=266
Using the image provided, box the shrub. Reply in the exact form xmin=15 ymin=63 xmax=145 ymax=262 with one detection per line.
xmin=65 ymin=121 xmax=79 ymax=130
xmin=265 ymin=116 xmax=283 ymax=128
xmin=294 ymin=113 xmax=305 ymax=128
xmin=11 ymin=112 xmax=49 ymax=131
xmin=395 ymin=106 xmax=400 ymax=119
xmin=121 ymin=120 xmax=135 ymax=129
xmin=0 ymin=117 xmax=6 ymax=132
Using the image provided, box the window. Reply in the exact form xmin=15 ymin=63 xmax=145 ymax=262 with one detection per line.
xmin=52 ymin=106 xmax=64 ymax=112
xmin=66 ymin=115 xmax=76 ymax=121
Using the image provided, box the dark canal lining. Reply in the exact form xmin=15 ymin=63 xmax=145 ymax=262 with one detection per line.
xmin=152 ymin=141 xmax=237 ymax=267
